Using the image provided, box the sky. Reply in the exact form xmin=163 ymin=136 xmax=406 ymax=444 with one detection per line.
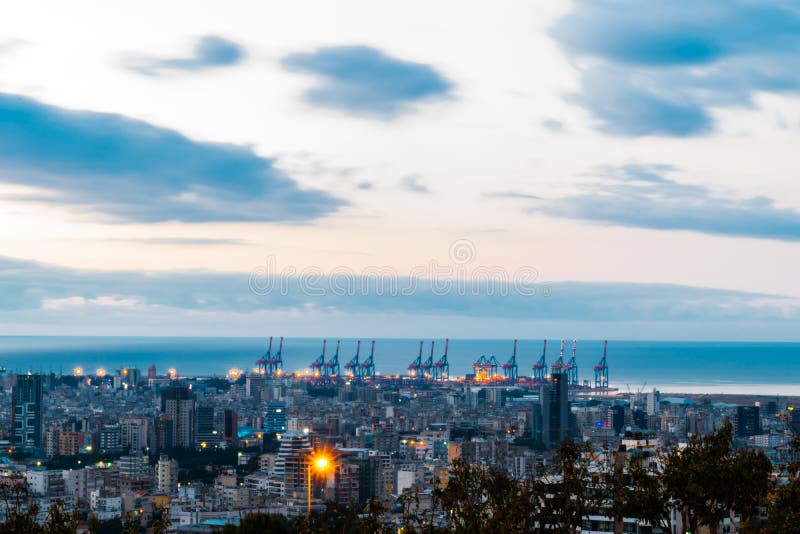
xmin=1 ymin=0 xmax=800 ymax=339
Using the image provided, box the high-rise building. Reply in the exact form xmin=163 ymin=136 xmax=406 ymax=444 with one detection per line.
xmin=223 ymin=409 xmax=238 ymax=447
xmin=274 ymin=432 xmax=311 ymax=495
xmin=736 ymin=405 xmax=761 ymax=437
xmin=196 ymin=405 xmax=219 ymax=449
xmin=645 ymin=389 xmax=661 ymax=416
xmin=12 ymin=374 xmax=43 ymax=449
xmin=120 ymin=416 xmax=149 ymax=453
xmin=156 ymin=454 xmax=179 ymax=496
xmin=160 ymin=386 xmax=195 ymax=448
xmin=264 ymin=402 xmax=287 ymax=434
xmin=246 ymin=373 xmax=266 ymax=399
xmin=540 ymin=372 xmax=569 ymax=449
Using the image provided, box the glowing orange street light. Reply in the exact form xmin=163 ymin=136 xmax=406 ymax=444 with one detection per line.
xmin=307 ymin=451 xmax=333 ymax=518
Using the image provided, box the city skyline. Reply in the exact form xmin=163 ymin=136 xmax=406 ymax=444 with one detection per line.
xmin=2 ymin=1 xmax=800 ymax=338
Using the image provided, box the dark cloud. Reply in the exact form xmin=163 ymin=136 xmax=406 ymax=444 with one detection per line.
xmin=0 ymin=93 xmax=342 ymax=223
xmin=506 ymin=164 xmax=800 ymax=241
xmin=550 ymin=1 xmax=800 ymax=136
xmin=0 ymin=256 xmax=795 ymax=325
xmin=282 ymin=45 xmax=453 ymax=118
xmin=126 ymin=36 xmax=245 ymax=76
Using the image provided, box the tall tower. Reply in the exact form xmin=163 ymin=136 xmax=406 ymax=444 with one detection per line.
xmin=12 ymin=374 xmax=43 ymax=449
xmin=160 ymin=386 xmax=196 ymax=449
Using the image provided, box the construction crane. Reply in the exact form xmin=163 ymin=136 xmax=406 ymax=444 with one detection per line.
xmin=594 ymin=340 xmax=609 ymax=389
xmin=502 ymin=339 xmax=519 ymax=381
xmin=533 ymin=339 xmax=548 ymax=383
xmin=420 ymin=341 xmax=434 ymax=379
xmin=266 ymin=336 xmax=284 ymax=376
xmin=565 ymin=339 xmax=579 ymax=386
xmin=550 ymin=339 xmax=566 ymax=375
xmin=324 ymin=340 xmax=341 ymax=377
xmin=256 ymin=336 xmax=272 ymax=375
xmin=310 ymin=339 xmax=326 ymax=377
xmin=344 ymin=340 xmax=361 ymax=377
xmin=433 ymin=338 xmax=450 ymax=381
xmin=408 ymin=341 xmax=424 ymax=378
xmin=360 ymin=340 xmax=376 ymax=378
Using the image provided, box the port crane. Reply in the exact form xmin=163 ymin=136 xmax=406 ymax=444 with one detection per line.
xmin=533 ymin=339 xmax=548 ymax=383
xmin=310 ymin=339 xmax=326 ymax=377
xmin=344 ymin=340 xmax=361 ymax=377
xmin=266 ymin=336 xmax=283 ymax=376
xmin=359 ymin=340 xmax=376 ymax=378
xmin=502 ymin=339 xmax=519 ymax=381
xmin=324 ymin=340 xmax=341 ymax=377
xmin=433 ymin=338 xmax=450 ymax=381
xmin=594 ymin=340 xmax=609 ymax=389
xmin=408 ymin=341 xmax=424 ymax=378
xmin=420 ymin=341 xmax=434 ymax=379
xmin=565 ymin=339 xmax=579 ymax=386
xmin=256 ymin=336 xmax=272 ymax=375
xmin=550 ymin=339 xmax=566 ymax=375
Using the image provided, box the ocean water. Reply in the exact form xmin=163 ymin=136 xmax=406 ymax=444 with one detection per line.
xmin=0 ymin=337 xmax=798 ymax=395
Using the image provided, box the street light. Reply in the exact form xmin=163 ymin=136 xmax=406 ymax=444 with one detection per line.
xmin=307 ymin=451 xmax=333 ymax=518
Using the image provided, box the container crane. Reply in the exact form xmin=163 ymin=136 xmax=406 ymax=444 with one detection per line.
xmin=267 ymin=336 xmax=283 ymax=376
xmin=565 ymin=339 xmax=579 ymax=386
xmin=256 ymin=336 xmax=272 ymax=375
xmin=324 ymin=340 xmax=341 ymax=377
xmin=360 ymin=340 xmax=376 ymax=378
xmin=433 ymin=338 xmax=450 ymax=381
xmin=487 ymin=355 xmax=500 ymax=380
xmin=344 ymin=340 xmax=361 ymax=377
xmin=550 ymin=339 xmax=566 ymax=375
xmin=310 ymin=339 xmax=326 ymax=377
xmin=594 ymin=340 xmax=609 ymax=389
xmin=420 ymin=341 xmax=434 ymax=379
xmin=533 ymin=339 xmax=548 ymax=383
xmin=408 ymin=341 xmax=423 ymax=378
xmin=502 ymin=339 xmax=519 ymax=381
xmin=473 ymin=354 xmax=488 ymax=381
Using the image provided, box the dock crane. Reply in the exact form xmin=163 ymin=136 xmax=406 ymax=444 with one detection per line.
xmin=565 ymin=339 xmax=579 ymax=386
xmin=267 ymin=336 xmax=284 ymax=376
xmin=594 ymin=340 xmax=609 ymax=389
xmin=550 ymin=339 xmax=566 ymax=375
xmin=408 ymin=341 xmax=424 ymax=378
xmin=433 ymin=338 xmax=450 ymax=381
xmin=360 ymin=340 xmax=376 ymax=378
xmin=256 ymin=336 xmax=272 ymax=375
xmin=502 ymin=339 xmax=519 ymax=381
xmin=473 ymin=355 xmax=488 ymax=381
xmin=324 ymin=340 xmax=341 ymax=377
xmin=420 ymin=341 xmax=434 ymax=379
xmin=311 ymin=339 xmax=326 ymax=377
xmin=533 ymin=339 xmax=548 ymax=383
xmin=344 ymin=340 xmax=361 ymax=377
xmin=487 ymin=355 xmax=500 ymax=380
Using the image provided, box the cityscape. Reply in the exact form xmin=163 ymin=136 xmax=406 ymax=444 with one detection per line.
xmin=3 ymin=0 xmax=800 ymax=532
xmin=1 ymin=337 xmax=798 ymax=532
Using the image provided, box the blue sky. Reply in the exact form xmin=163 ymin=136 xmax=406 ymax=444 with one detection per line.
xmin=1 ymin=0 xmax=799 ymax=339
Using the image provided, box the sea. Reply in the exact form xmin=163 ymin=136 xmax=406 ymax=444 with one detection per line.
xmin=0 ymin=336 xmax=798 ymax=395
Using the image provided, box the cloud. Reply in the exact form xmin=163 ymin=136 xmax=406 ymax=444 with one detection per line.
xmin=0 ymin=93 xmax=342 ymax=223
xmin=400 ymin=175 xmax=430 ymax=193
xmin=1 ymin=256 xmax=797 ymax=326
xmin=541 ymin=118 xmax=564 ymax=132
xmin=502 ymin=164 xmax=800 ymax=241
xmin=281 ymin=45 xmax=453 ymax=118
xmin=126 ymin=36 xmax=245 ymax=76
xmin=550 ymin=1 xmax=800 ymax=136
